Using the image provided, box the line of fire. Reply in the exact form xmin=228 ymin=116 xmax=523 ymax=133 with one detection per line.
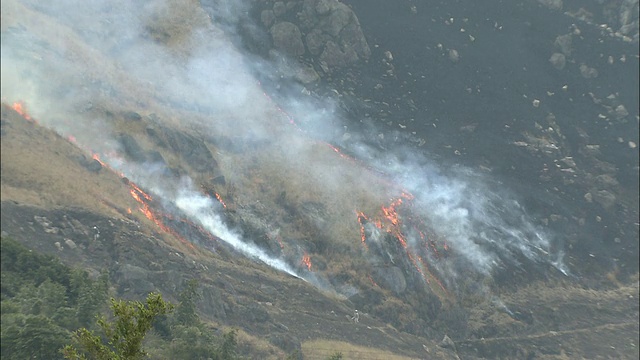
xmin=6 ymin=100 xmax=453 ymax=303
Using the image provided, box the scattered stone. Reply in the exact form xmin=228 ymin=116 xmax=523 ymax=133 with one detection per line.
xmin=554 ymin=34 xmax=572 ymax=56
xmin=64 ymin=238 xmax=77 ymax=249
xmin=448 ymin=49 xmax=460 ymax=63
xmin=549 ymin=52 xmax=566 ymax=70
xmin=593 ymin=190 xmax=617 ymax=209
xmin=54 ymin=242 xmax=63 ymax=251
xmin=122 ymin=110 xmax=142 ymax=121
xmin=615 ymin=104 xmax=629 ymax=118
xmin=584 ymin=192 xmax=593 ymax=202
xmin=439 ymin=334 xmax=457 ymax=351
xmin=293 ymin=63 xmax=320 ymax=84
xmin=579 ymin=64 xmax=599 ymax=78
xmin=538 ymin=0 xmax=563 ymax=11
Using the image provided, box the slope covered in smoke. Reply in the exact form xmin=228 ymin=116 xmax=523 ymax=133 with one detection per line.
xmin=2 ymin=0 xmax=638 ymax=358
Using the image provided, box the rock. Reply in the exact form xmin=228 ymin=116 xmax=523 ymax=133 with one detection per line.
xmin=118 ymin=264 xmax=149 ymax=282
xmin=554 ymin=34 xmax=572 ymax=56
xmin=320 ymin=40 xmax=358 ymax=68
xmin=261 ymin=10 xmax=275 ymax=28
xmin=305 ymin=29 xmax=330 ymax=55
xmin=538 ymin=0 xmax=563 ymax=10
xmin=317 ymin=2 xmax=352 ymax=37
xmin=122 ymin=110 xmax=142 ymax=121
xmin=339 ymin=21 xmax=371 ymax=59
xmin=584 ymin=192 xmax=593 ymax=202
xmin=549 ymin=52 xmax=566 ymax=70
xmin=439 ymin=334 xmax=457 ymax=351
xmin=448 ymin=49 xmax=460 ymax=62
xmin=615 ymin=104 xmax=629 ymax=118
xmin=293 ymin=63 xmax=320 ymax=83
xmin=79 ymin=156 xmax=102 ymax=173
xmin=594 ymin=174 xmax=619 ymax=188
xmin=372 ymin=266 xmax=407 ymax=295
xmin=592 ymin=190 xmax=617 ymax=209
xmin=273 ymin=1 xmax=287 ymax=17
xmin=117 ymin=264 xmax=155 ymax=295
xmin=294 ymin=0 xmax=370 ymax=71
xmin=270 ymin=22 xmax=305 ymax=56
xmin=211 ymin=175 xmax=226 ymax=185
xmin=259 ymin=284 xmax=278 ymax=296
xmin=163 ymin=129 xmax=218 ymax=173
xmin=119 ymin=133 xmax=147 ymax=162
xmin=64 ymin=238 xmax=77 ymax=249
xmin=315 ymin=0 xmax=336 ymax=15
xmin=579 ymin=64 xmax=598 ymax=78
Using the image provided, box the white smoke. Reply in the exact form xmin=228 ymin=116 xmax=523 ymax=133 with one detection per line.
xmin=0 ymin=0 xmax=567 ymax=286
xmin=174 ymin=188 xmax=302 ymax=279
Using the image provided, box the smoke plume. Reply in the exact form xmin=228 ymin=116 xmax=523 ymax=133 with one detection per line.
xmin=0 ymin=0 xmax=566 ymax=291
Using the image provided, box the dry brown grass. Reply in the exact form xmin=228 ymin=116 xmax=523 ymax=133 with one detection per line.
xmin=302 ymin=339 xmax=417 ymax=360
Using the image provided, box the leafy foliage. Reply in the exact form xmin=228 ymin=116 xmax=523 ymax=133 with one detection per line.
xmin=0 ymin=237 xmax=107 ymax=359
xmin=1 ymin=237 xmax=243 ymax=359
xmin=62 ymin=292 xmax=174 ymax=360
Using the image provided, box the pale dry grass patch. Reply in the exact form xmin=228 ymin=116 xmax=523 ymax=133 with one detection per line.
xmin=302 ymin=339 xmax=416 ymax=360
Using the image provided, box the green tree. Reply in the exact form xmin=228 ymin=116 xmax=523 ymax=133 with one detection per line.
xmin=73 ymin=270 xmax=109 ymax=327
xmin=1 ymin=313 xmax=70 ymax=359
xmin=62 ymin=292 xmax=174 ymax=360
xmin=175 ymin=278 xmax=201 ymax=326
xmin=217 ymin=329 xmax=238 ymax=360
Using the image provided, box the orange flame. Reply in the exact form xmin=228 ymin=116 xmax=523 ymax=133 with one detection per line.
xmin=214 ymin=192 xmax=227 ymax=208
xmin=301 ymin=252 xmax=312 ymax=271
xmin=12 ymin=101 xmax=35 ymax=122
xmin=128 ymin=183 xmax=194 ymax=250
xmin=355 ymin=192 xmax=450 ymax=292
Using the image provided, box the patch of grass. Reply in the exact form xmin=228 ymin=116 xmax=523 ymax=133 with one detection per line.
xmin=302 ymin=339 xmax=414 ymax=360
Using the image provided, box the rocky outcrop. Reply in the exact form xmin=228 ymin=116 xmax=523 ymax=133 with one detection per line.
xmin=372 ymin=266 xmax=407 ymax=295
xmin=260 ymin=0 xmax=371 ymax=73
xmin=270 ymin=21 xmax=306 ymax=56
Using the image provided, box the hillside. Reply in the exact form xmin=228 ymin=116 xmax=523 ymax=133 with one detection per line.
xmin=1 ymin=0 xmax=638 ymax=359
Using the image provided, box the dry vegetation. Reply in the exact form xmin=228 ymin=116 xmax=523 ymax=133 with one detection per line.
xmin=302 ymin=339 xmax=416 ymax=360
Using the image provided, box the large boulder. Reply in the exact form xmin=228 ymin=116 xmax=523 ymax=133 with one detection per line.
xmin=257 ymin=0 xmax=370 ymax=74
xmin=270 ymin=21 xmax=305 ymax=56
xmin=372 ymin=266 xmax=407 ymax=295
xmin=299 ymin=0 xmax=371 ymax=70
